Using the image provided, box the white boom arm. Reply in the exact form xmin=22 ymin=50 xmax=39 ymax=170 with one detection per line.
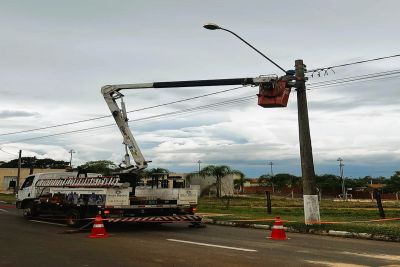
xmin=101 ymin=84 xmax=151 ymax=172
xmin=101 ymin=76 xmax=275 ymax=173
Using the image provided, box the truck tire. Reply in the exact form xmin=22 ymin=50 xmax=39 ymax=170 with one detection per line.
xmin=65 ymin=209 xmax=83 ymax=228
xmin=23 ymin=201 xmax=37 ymax=219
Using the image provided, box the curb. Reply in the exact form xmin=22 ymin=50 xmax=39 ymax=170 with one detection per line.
xmin=205 ymin=220 xmax=400 ymax=242
xmin=0 ymin=201 xmax=15 ymax=205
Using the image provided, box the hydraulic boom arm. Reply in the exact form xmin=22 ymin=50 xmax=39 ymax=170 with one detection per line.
xmin=101 ymin=76 xmax=275 ymax=172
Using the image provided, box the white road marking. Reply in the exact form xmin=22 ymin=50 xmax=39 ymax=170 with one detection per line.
xmin=304 ymin=260 xmax=366 ymax=267
xmin=29 ymin=220 xmax=67 ymax=227
xmin=167 ymin=239 xmax=257 ymax=252
xmin=341 ymin=252 xmax=400 ymax=261
xmin=0 ymin=208 xmax=9 ymax=212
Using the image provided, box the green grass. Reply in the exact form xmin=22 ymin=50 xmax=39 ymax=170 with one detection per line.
xmin=198 ymin=196 xmax=400 ymax=239
xmin=0 ymin=193 xmax=16 ymax=203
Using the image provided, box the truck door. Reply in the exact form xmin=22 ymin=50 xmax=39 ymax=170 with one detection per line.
xmin=17 ymin=175 xmax=35 ymax=201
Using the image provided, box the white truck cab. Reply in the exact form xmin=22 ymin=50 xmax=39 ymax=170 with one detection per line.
xmin=16 ymin=172 xmax=99 ymax=208
xmin=17 ymin=173 xmax=76 ymax=203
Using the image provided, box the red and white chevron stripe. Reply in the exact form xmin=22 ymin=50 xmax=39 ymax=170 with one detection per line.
xmin=107 ymin=215 xmax=202 ymax=223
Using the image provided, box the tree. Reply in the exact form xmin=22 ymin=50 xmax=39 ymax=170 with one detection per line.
xmin=146 ymin=167 xmax=169 ymax=177
xmin=233 ymin=170 xmax=246 ymax=194
xmin=387 ymin=171 xmax=400 ymax=195
xmin=78 ymin=160 xmax=117 ymax=176
xmin=259 ymin=173 xmax=300 ymax=196
xmin=258 ymin=174 xmax=271 ymax=187
xmin=200 ymin=165 xmax=237 ymax=197
xmin=258 ymin=174 xmax=277 ymax=193
xmin=0 ymin=157 xmax=69 ymax=169
xmin=315 ymin=174 xmax=342 ymax=197
xmin=275 ymin=173 xmax=301 ymax=198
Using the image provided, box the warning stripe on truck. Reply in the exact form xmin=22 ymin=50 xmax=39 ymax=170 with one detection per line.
xmin=107 ymin=215 xmax=202 ymax=223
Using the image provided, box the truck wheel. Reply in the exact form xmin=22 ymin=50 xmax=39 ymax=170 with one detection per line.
xmin=23 ymin=202 xmax=37 ymax=219
xmin=65 ymin=209 xmax=82 ymax=228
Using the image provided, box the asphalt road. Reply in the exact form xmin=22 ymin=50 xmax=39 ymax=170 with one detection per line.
xmin=1 ymin=205 xmax=400 ymax=267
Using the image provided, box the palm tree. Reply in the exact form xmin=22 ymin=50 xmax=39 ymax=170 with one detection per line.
xmin=233 ymin=171 xmax=246 ymax=194
xmin=200 ymin=165 xmax=238 ymax=197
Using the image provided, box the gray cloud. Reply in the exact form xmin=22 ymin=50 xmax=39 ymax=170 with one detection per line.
xmin=0 ymin=110 xmax=39 ymax=118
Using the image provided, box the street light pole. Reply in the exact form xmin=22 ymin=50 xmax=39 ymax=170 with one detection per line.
xmin=16 ymin=150 xmax=22 ymax=195
xmin=268 ymin=161 xmax=274 ymax=177
xmin=268 ymin=161 xmax=275 ymax=194
xmin=337 ymin=157 xmax=345 ymax=200
xmin=203 ymin=23 xmax=320 ymax=224
xmin=69 ymin=149 xmax=76 ymax=168
xmin=197 ymin=160 xmax=202 ymax=173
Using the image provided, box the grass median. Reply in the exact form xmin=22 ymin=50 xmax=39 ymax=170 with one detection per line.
xmin=198 ymin=196 xmax=400 ymax=239
xmin=0 ymin=193 xmax=16 ymax=203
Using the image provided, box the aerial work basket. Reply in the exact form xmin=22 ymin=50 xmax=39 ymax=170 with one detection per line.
xmin=257 ymin=80 xmax=291 ymax=108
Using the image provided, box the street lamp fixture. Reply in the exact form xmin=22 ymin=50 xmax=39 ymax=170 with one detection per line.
xmin=203 ymin=22 xmax=287 ymax=74
xmin=203 ymin=23 xmax=220 ymax=30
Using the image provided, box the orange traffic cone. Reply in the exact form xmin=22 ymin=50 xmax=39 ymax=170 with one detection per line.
xmin=88 ymin=215 xmax=109 ymax=238
xmin=268 ymin=217 xmax=287 ymax=240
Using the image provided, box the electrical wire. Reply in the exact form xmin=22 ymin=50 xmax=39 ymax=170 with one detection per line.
xmin=308 ymin=74 xmax=400 ymax=92
xmin=0 ymin=147 xmax=18 ymax=156
xmin=0 ymin=85 xmax=248 ymax=137
xmin=306 ymin=54 xmax=400 ymax=73
xmin=307 ymin=69 xmax=400 ymax=89
xmin=2 ymin=68 xmax=399 ymax=138
xmin=2 ymin=69 xmax=400 ymax=145
xmin=1 ymin=96 xmax=256 ymax=145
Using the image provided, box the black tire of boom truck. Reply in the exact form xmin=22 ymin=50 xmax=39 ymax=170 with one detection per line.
xmin=65 ymin=209 xmax=85 ymax=228
xmin=22 ymin=201 xmax=38 ymax=219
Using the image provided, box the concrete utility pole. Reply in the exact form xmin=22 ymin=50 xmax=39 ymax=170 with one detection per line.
xmin=69 ymin=149 xmax=76 ymax=168
xmin=296 ymin=59 xmax=320 ymax=224
xmin=16 ymin=150 xmax=22 ymax=194
xmin=197 ymin=160 xmax=202 ymax=173
xmin=268 ymin=161 xmax=274 ymax=177
xmin=268 ymin=161 xmax=275 ymax=194
xmin=337 ymin=157 xmax=346 ymax=200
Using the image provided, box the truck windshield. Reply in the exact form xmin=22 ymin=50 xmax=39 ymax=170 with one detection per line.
xmin=20 ymin=176 xmax=35 ymax=189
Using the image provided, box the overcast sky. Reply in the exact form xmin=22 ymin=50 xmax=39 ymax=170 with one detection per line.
xmin=1 ymin=0 xmax=399 ymax=178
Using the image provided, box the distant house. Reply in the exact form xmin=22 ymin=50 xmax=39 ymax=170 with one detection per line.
xmin=243 ymin=178 xmax=260 ymax=187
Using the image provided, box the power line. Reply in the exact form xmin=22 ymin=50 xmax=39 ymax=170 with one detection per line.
xmin=307 ymin=69 xmax=400 ymax=89
xmin=0 ymin=85 xmax=248 ymax=137
xmin=306 ymin=54 xmax=400 ymax=74
xmin=2 ymin=69 xmax=400 ymax=144
xmin=0 ymin=147 xmax=18 ymax=156
xmin=1 ymin=96 xmax=256 ymax=145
